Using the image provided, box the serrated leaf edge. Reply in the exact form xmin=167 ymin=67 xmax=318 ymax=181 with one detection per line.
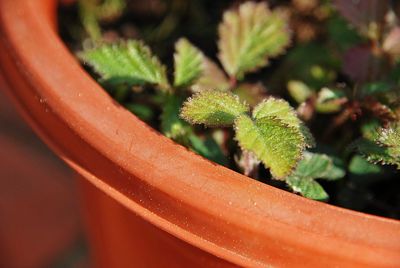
xmin=78 ymin=39 xmax=170 ymax=90
xmin=253 ymin=96 xmax=315 ymax=148
xmin=180 ymin=90 xmax=250 ymax=127
xmin=173 ymin=38 xmax=205 ymax=88
xmin=233 ymin=114 xmax=305 ymax=179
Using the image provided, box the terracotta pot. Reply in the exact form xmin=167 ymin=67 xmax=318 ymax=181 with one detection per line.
xmin=0 ymin=0 xmax=399 ymax=267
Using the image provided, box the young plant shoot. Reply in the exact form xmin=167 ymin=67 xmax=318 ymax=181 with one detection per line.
xmin=72 ymin=0 xmax=399 ymax=215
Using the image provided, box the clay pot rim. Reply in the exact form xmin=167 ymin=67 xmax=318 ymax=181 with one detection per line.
xmin=0 ymin=0 xmax=399 ymax=266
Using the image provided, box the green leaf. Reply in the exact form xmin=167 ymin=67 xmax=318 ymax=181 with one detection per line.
xmin=286 ymin=176 xmax=328 ymax=200
xmin=234 ymin=115 xmax=304 ymax=179
xmin=352 ymin=123 xmax=400 ymax=169
xmin=180 ymin=91 xmax=249 ymax=127
xmin=253 ymin=97 xmax=300 ymax=124
xmin=328 ymin=156 xmax=347 ymax=180
xmin=79 ymin=40 xmax=169 ymax=90
xmin=162 ymin=94 xmax=228 ymax=165
xmin=188 ymin=135 xmax=227 ymax=166
xmin=290 ymin=152 xmax=345 ymax=180
xmin=348 ymin=155 xmax=383 ymax=186
xmin=285 ymin=152 xmax=345 ymax=200
xmin=287 ymin=80 xmax=313 ymax=104
xmin=191 ymin=57 xmax=230 ymax=92
xmin=378 ymin=122 xmax=400 ymax=150
xmin=218 ymin=2 xmax=290 ymax=79
xmin=349 ymin=155 xmax=382 ymax=176
xmin=173 ymin=38 xmax=204 ymax=87
xmin=296 ymin=153 xmax=330 ymax=178
xmin=252 ymin=97 xmax=315 ymax=147
xmin=125 ymin=103 xmax=154 ymax=121
xmin=352 ymin=139 xmax=396 ymax=166
xmin=161 ymin=94 xmax=191 ymax=142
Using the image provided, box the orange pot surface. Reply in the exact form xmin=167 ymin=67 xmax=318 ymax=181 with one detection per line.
xmin=0 ymin=0 xmax=399 ymax=267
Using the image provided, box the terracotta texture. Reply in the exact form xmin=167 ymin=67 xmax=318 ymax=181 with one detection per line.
xmin=0 ymin=133 xmax=79 ymax=268
xmin=0 ymin=0 xmax=399 ymax=267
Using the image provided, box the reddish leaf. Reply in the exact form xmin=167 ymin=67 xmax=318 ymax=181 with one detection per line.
xmin=363 ymin=97 xmax=397 ymax=124
xmin=342 ymin=45 xmax=384 ymax=83
xmin=333 ymin=0 xmax=389 ymax=34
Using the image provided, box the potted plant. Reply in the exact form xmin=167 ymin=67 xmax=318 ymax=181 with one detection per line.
xmin=0 ymin=0 xmax=399 ymax=267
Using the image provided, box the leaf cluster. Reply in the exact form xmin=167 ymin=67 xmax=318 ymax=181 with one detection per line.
xmin=286 ymin=152 xmax=345 ymax=200
xmin=75 ymin=0 xmax=400 ymax=206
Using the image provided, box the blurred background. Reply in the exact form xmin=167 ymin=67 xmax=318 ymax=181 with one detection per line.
xmin=0 ymin=87 xmax=89 ymax=267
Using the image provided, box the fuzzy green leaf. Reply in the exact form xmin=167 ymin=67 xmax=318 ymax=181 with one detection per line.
xmin=79 ymin=40 xmax=169 ymax=90
xmin=188 ymin=135 xmax=227 ymax=166
xmin=181 ymin=91 xmax=249 ymax=127
xmin=173 ymin=38 xmax=204 ymax=87
xmin=286 ymin=152 xmax=345 ymax=200
xmin=377 ymin=124 xmax=400 ymax=168
xmin=218 ymin=2 xmax=290 ymax=79
xmin=234 ymin=115 xmax=304 ymax=179
xmin=378 ymin=123 xmax=400 ymax=150
xmin=253 ymin=97 xmax=300 ymax=124
xmin=353 ymin=123 xmax=400 ymax=169
xmin=352 ymin=139 xmax=396 ymax=166
xmin=191 ymin=57 xmax=230 ymax=92
xmin=252 ymin=97 xmax=315 ymax=147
